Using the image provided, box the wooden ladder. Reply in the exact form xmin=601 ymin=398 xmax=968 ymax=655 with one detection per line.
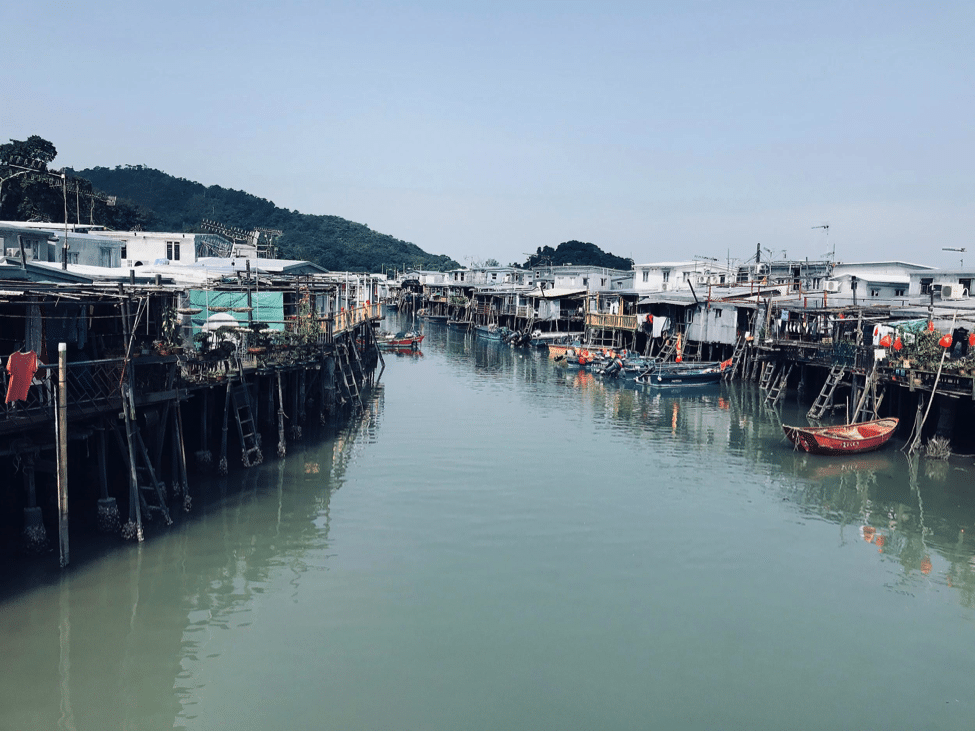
xmin=852 ymin=368 xmax=886 ymax=423
xmin=759 ymin=361 xmax=778 ymax=392
xmin=110 ymin=418 xmax=172 ymax=526
xmin=807 ymin=364 xmax=847 ymax=420
xmin=724 ymin=334 xmax=747 ymax=381
xmin=229 ymin=376 xmax=263 ymax=467
xmin=657 ymin=335 xmax=678 ymax=363
xmin=764 ymin=364 xmax=793 ymax=407
xmin=337 ymin=343 xmax=362 ymax=409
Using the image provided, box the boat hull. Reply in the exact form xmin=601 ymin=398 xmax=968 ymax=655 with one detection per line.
xmin=636 ymin=367 xmax=723 ymax=387
xmin=782 ymin=418 xmax=899 ymax=456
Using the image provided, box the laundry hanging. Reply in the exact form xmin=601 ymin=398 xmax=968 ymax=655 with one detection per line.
xmin=6 ymin=350 xmax=39 ymax=403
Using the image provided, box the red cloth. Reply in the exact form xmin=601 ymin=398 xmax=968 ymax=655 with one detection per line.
xmin=6 ymin=350 xmax=38 ymax=403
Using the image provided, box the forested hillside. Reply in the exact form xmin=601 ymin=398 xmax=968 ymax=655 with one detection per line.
xmin=75 ymin=165 xmax=459 ymax=272
xmin=3 ymin=136 xmax=632 ymax=274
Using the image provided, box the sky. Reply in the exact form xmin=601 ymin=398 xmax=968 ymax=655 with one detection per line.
xmin=4 ymin=0 xmax=974 ymax=269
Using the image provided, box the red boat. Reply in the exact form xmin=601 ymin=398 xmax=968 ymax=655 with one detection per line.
xmin=377 ymin=330 xmax=424 ymax=349
xmin=782 ymin=417 xmax=899 ymax=456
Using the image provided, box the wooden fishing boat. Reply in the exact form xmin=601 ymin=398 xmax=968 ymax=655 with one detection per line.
xmin=782 ymin=417 xmax=899 ymax=456
xmin=474 ymin=324 xmax=503 ymax=341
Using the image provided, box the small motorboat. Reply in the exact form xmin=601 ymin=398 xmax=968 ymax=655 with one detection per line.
xmin=782 ymin=417 xmax=899 ymax=456
xmin=635 ymin=365 xmax=723 ymax=387
xmin=377 ymin=330 xmax=424 ymax=349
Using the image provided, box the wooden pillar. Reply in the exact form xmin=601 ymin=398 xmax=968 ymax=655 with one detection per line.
xmin=218 ymin=383 xmax=231 ymax=475
xmin=120 ymin=300 xmax=143 ymax=541
xmin=96 ymin=425 xmax=120 ymax=533
xmin=56 ymin=343 xmax=69 ymax=567
xmin=22 ymin=453 xmax=47 ymax=552
xmin=276 ymin=372 xmax=287 ymax=458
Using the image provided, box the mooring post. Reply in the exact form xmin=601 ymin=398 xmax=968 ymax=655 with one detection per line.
xmin=56 ymin=342 xmax=69 ymax=567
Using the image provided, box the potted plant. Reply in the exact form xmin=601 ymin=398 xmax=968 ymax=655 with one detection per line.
xmin=158 ymin=305 xmax=182 ymax=355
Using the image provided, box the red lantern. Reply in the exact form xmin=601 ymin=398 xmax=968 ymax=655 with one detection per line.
xmin=879 ymin=334 xmax=892 ymax=348
xmin=939 ymin=333 xmax=953 ymax=348
xmin=675 ymin=355 xmax=683 ymax=363
xmin=928 ymin=321 xmax=935 ymax=331
xmin=893 ymin=337 xmax=903 ymax=351
xmin=969 ymin=333 xmax=975 ymax=347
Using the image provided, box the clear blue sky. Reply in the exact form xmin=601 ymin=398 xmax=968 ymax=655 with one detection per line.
xmin=6 ymin=0 xmax=973 ymax=268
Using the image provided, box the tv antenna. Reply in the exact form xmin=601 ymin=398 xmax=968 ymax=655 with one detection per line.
xmin=943 ymin=247 xmax=966 ymax=268
xmin=812 ymin=224 xmax=833 ymax=262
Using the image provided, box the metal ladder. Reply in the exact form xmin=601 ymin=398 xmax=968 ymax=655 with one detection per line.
xmin=807 ymin=364 xmax=847 ymax=420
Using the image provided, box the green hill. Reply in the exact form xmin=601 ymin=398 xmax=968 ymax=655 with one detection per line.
xmin=73 ymin=165 xmax=459 ymax=272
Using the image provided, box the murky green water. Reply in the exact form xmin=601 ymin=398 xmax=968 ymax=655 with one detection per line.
xmin=3 ymin=319 xmax=975 ymax=730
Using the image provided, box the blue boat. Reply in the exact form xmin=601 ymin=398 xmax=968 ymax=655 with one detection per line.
xmin=474 ymin=324 xmax=503 ymax=341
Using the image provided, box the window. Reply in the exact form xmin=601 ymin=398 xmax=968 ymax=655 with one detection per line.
xmin=642 ymin=270 xmax=649 ymax=282
xmin=120 ymin=243 xmax=127 ymax=259
xmin=895 ymin=288 xmax=905 ymax=297
xmin=714 ymin=308 xmax=722 ymax=318
xmin=920 ymin=278 xmax=933 ymax=295
xmin=870 ymin=288 xmax=880 ymax=297
xmin=662 ymin=270 xmax=670 ymax=283
xmin=173 ymin=242 xmax=180 ymax=260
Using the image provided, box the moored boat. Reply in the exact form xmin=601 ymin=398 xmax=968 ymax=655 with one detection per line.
xmin=635 ymin=365 xmax=723 ymax=387
xmin=377 ymin=330 xmax=424 ymax=349
xmin=782 ymin=417 xmax=899 ymax=456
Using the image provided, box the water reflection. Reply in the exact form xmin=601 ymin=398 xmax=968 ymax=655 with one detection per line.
xmin=0 ymin=386 xmax=387 ymax=729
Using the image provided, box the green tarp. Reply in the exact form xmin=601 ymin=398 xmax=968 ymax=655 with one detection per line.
xmin=187 ymin=290 xmax=285 ymax=334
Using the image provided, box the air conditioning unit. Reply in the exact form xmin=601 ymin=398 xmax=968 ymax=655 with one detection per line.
xmin=941 ymin=283 xmax=967 ymax=300
xmin=824 ymin=280 xmax=841 ymax=292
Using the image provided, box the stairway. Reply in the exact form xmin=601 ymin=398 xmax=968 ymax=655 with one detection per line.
xmin=807 ymin=364 xmax=847 ymax=420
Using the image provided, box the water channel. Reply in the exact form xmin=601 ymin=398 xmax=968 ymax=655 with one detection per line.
xmin=3 ymin=317 xmax=975 ymax=729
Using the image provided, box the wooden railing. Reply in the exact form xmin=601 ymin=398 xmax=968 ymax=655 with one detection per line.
xmin=332 ymin=302 xmax=382 ymax=334
xmin=585 ymin=313 xmax=639 ymax=331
